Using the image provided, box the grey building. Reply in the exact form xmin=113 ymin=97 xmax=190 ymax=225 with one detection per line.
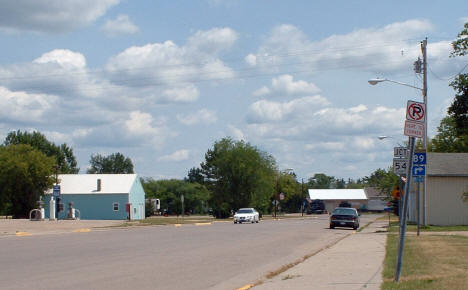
xmin=425 ymin=153 xmax=468 ymax=226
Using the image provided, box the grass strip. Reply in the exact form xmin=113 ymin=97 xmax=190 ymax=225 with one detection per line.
xmin=382 ymin=233 xmax=468 ymax=289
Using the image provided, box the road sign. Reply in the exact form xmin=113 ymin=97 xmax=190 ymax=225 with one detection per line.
xmin=412 ymin=165 xmax=426 ymax=176
xmin=414 ymin=176 xmax=423 ymax=183
xmin=404 ymin=120 xmax=425 ymax=138
xmin=394 ymin=147 xmax=408 ymax=158
xmin=181 ymin=194 xmax=184 ymax=203
xmin=53 ymin=185 xmax=61 ymax=197
xmin=413 ymin=153 xmax=426 ymax=165
xmin=406 ymin=100 xmax=426 ymax=123
xmin=393 ymin=158 xmax=408 ymax=175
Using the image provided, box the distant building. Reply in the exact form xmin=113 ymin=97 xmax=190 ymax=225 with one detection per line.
xmin=44 ymin=174 xmax=145 ymax=220
xmin=307 ymin=189 xmax=368 ymax=213
xmin=424 ymin=153 xmax=468 ymax=226
xmin=364 ymin=187 xmax=388 ymax=212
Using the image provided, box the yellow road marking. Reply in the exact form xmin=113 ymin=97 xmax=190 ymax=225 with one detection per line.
xmin=174 ymin=224 xmax=182 ymax=227
xmin=16 ymin=231 xmax=31 ymax=236
xmin=237 ymin=284 xmax=254 ymax=290
xmin=73 ymin=228 xmax=91 ymax=233
xmin=195 ymin=222 xmax=212 ymax=226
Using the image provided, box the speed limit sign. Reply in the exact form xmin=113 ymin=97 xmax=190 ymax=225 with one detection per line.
xmin=393 ymin=158 xmax=408 ymax=175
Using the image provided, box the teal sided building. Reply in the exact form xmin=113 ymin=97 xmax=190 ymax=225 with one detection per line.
xmin=44 ymin=174 xmax=145 ymax=220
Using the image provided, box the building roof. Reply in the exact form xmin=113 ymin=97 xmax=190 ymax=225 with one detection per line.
xmin=308 ymin=189 xmax=368 ymax=200
xmin=46 ymin=174 xmax=138 ymax=194
xmin=427 ymin=153 xmax=468 ymax=177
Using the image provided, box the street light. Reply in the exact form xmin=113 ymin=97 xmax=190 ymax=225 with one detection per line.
xmin=368 ymin=78 xmax=423 ymax=91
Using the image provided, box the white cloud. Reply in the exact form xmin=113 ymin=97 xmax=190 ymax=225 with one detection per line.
xmin=105 ymin=27 xmax=238 ymax=88
xmin=177 ymin=109 xmax=218 ymax=125
xmin=162 ymin=85 xmax=199 ymax=103
xmin=187 ymin=27 xmax=238 ymax=55
xmin=254 ymin=74 xmax=320 ymax=97
xmin=248 ymin=20 xmax=458 ymax=75
xmin=101 ymin=14 xmax=139 ymax=37
xmin=227 ymin=125 xmax=245 ymax=141
xmin=0 ymin=0 xmax=119 ymax=33
xmin=159 ymin=149 xmax=190 ymax=162
xmin=245 ymin=54 xmax=257 ymax=66
xmin=0 ymin=86 xmax=57 ymax=123
xmin=34 ymin=49 xmax=87 ymax=69
xmin=247 ymin=95 xmax=330 ymax=123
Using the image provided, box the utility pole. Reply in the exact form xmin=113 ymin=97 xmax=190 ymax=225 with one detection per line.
xmin=421 ymin=38 xmax=428 ymax=226
xmin=301 ymin=178 xmax=304 ymax=217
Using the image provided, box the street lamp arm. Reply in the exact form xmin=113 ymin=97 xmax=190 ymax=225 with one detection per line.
xmin=368 ymin=78 xmax=423 ymax=91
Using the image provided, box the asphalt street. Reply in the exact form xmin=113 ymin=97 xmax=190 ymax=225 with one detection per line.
xmin=0 ymin=215 xmax=377 ymax=290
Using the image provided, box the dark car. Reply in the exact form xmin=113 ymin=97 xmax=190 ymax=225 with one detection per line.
xmin=329 ymin=207 xmax=360 ymax=230
xmin=306 ymin=199 xmax=326 ymax=214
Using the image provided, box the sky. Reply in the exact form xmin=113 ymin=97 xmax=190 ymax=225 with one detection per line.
xmin=0 ymin=0 xmax=467 ymax=181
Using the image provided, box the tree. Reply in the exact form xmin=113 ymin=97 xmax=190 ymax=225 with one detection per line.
xmin=87 ymin=152 xmax=134 ymax=174
xmin=3 ymin=130 xmax=79 ymax=173
xmin=431 ymin=22 xmax=468 ymax=152
xmin=185 ymin=167 xmax=204 ymax=184
xmin=307 ymin=173 xmax=335 ymax=189
xmin=429 ymin=116 xmax=468 ymax=152
xmin=141 ymin=178 xmax=210 ymax=215
xmin=364 ymin=168 xmax=399 ymax=199
xmin=200 ymin=138 xmax=276 ymax=218
xmin=0 ymin=144 xmax=55 ymax=217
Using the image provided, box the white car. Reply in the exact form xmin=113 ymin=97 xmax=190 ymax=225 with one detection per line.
xmin=233 ymin=208 xmax=259 ymax=224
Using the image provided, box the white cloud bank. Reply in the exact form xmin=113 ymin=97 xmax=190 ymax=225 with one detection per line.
xmin=159 ymin=149 xmax=190 ymax=162
xmin=0 ymin=0 xmax=119 ymax=33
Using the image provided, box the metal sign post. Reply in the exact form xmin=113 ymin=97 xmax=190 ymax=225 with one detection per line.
xmin=395 ymin=136 xmax=415 ymax=282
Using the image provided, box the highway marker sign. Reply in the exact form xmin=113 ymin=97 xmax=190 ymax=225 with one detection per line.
xmin=413 ymin=152 xmax=426 ymax=165
xmin=393 ymin=158 xmax=408 ymax=175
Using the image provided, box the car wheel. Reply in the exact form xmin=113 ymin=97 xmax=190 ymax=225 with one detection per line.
xmin=234 ymin=221 xmax=237 ymax=224
xmin=330 ymin=224 xmax=334 ymax=229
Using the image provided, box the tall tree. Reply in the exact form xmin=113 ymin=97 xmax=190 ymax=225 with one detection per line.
xmin=364 ymin=168 xmax=399 ymax=199
xmin=430 ymin=22 xmax=468 ymax=152
xmin=87 ymin=152 xmax=134 ymax=174
xmin=307 ymin=173 xmax=335 ymax=189
xmin=3 ymin=130 xmax=79 ymax=173
xmin=200 ymin=138 xmax=276 ymax=218
xmin=0 ymin=145 xmax=55 ymax=217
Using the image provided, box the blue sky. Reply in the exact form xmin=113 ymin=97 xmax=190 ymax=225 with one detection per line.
xmin=0 ymin=0 xmax=467 ymax=180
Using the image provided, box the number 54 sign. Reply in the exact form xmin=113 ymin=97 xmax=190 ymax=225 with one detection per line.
xmin=393 ymin=158 xmax=408 ymax=175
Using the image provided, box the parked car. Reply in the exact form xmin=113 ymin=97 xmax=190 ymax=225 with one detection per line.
xmin=329 ymin=207 xmax=360 ymax=230
xmin=233 ymin=208 xmax=259 ymax=224
xmin=306 ymin=199 xmax=326 ymax=214
xmin=338 ymin=201 xmax=352 ymax=208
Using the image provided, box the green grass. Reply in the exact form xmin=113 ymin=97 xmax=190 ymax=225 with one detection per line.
xmin=382 ymin=233 xmax=468 ymax=289
xmin=388 ymin=222 xmax=468 ymax=232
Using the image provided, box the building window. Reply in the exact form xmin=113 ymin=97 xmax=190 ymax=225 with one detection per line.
xmin=113 ymin=202 xmax=119 ymax=211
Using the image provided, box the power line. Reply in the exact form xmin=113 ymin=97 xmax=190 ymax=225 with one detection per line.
xmin=0 ymin=38 xmax=425 ymax=82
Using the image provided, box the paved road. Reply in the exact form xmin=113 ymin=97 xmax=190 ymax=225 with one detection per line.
xmin=0 ymin=215 xmax=377 ymax=290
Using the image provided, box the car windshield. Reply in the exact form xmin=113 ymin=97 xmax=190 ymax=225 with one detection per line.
xmin=237 ymin=209 xmax=253 ymax=214
xmin=332 ymin=208 xmax=356 ymax=215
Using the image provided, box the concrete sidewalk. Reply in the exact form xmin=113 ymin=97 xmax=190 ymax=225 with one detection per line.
xmin=253 ymin=220 xmax=388 ymax=290
xmin=0 ymin=219 xmax=123 ymax=237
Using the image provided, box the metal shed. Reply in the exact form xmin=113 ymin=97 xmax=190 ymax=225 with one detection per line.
xmin=425 ymin=153 xmax=468 ymax=226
